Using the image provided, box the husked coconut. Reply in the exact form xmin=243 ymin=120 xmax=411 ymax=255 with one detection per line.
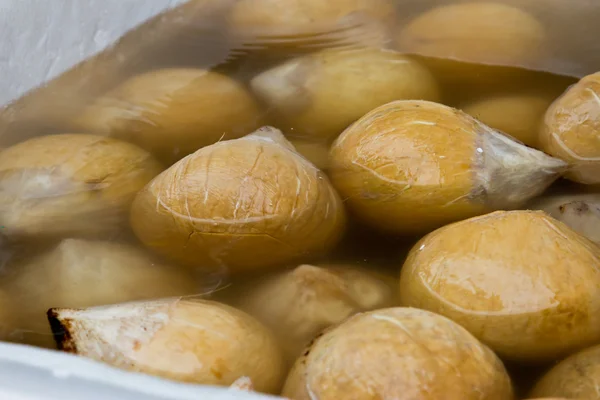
xmin=399 ymin=210 xmax=600 ymax=362
xmin=539 ymin=71 xmax=600 ymax=184
xmin=228 ymin=0 xmax=395 ymax=51
xmin=529 ymin=344 xmax=600 ymax=399
xmin=234 ymin=263 xmax=396 ymax=362
xmin=251 ymin=48 xmax=440 ymax=142
xmin=1 ymin=239 xmax=197 ymax=348
xmin=0 ymin=134 xmax=162 ymax=241
xmin=396 ymin=3 xmax=545 ymax=68
xmin=329 ymin=100 xmax=566 ymax=234
xmin=48 ymin=299 xmax=285 ymax=394
xmin=73 ymin=68 xmax=262 ymax=164
xmin=282 ymin=307 xmax=514 ymax=400
xmin=130 ymin=126 xmax=346 ymax=273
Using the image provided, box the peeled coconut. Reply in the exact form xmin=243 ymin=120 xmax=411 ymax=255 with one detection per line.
xmin=540 ymin=72 xmax=600 ymax=184
xmin=282 ymin=307 xmax=514 ymax=400
xmin=1 ymin=238 xmax=196 ymax=349
xmin=529 ymin=344 xmax=600 ymax=399
xmin=529 ymin=193 xmax=600 ymax=246
xmin=399 ymin=210 xmax=600 ymax=363
xmin=48 ymin=299 xmax=285 ymax=394
xmin=73 ymin=68 xmax=262 ymax=164
xmin=250 ymin=48 xmax=440 ymax=142
xmin=0 ymin=134 xmax=162 ymax=241
xmin=228 ymin=0 xmax=395 ymax=51
xmin=234 ymin=263 xmax=396 ymax=362
xmin=130 ymin=126 xmax=346 ymax=273
xmin=396 ymin=3 xmax=545 ymax=68
xmin=329 ymin=100 xmax=566 ymax=234
xmin=461 ymin=93 xmax=555 ymax=148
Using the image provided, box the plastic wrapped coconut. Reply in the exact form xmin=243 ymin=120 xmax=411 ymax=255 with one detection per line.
xmin=130 ymin=126 xmax=346 ymax=273
xmin=0 ymin=134 xmax=162 ymax=241
xmin=329 ymin=100 xmax=566 ymax=234
xmin=539 ymin=71 xmax=600 ymax=185
xmin=250 ymin=47 xmax=440 ymax=142
xmin=399 ymin=210 xmax=600 ymax=363
xmin=282 ymin=307 xmax=514 ymax=400
xmin=233 ymin=263 xmax=396 ymax=362
xmin=1 ymin=238 xmax=197 ymax=348
xmin=48 ymin=299 xmax=285 ymax=394
xmin=74 ymin=68 xmax=263 ymax=164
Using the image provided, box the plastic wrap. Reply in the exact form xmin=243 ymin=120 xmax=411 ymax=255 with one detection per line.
xmin=282 ymin=307 xmax=514 ymax=400
xmin=399 ymin=210 xmax=600 ymax=363
xmin=2 ymin=0 xmax=600 ymax=398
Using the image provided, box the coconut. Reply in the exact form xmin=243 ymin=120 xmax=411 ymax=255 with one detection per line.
xmin=529 ymin=344 xmax=600 ymax=399
xmin=228 ymin=0 xmax=395 ymax=52
xmin=233 ymin=263 xmax=396 ymax=362
xmin=329 ymin=100 xmax=566 ymax=234
xmin=399 ymin=210 xmax=600 ymax=363
xmin=461 ymin=93 xmax=555 ymax=148
xmin=281 ymin=307 xmax=514 ymax=400
xmin=73 ymin=68 xmax=263 ymax=164
xmin=250 ymin=48 xmax=440 ymax=143
xmin=0 ymin=239 xmax=197 ymax=349
xmin=0 ymin=134 xmax=162 ymax=241
xmin=130 ymin=126 xmax=346 ymax=273
xmin=539 ymin=72 xmax=600 ymax=184
xmin=48 ymin=299 xmax=285 ymax=394
xmin=529 ymin=193 xmax=600 ymax=246
xmin=396 ymin=3 xmax=545 ymax=69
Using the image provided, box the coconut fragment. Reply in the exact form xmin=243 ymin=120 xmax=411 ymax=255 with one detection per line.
xmin=329 ymin=100 xmax=566 ymax=234
xmin=48 ymin=299 xmax=285 ymax=394
xmin=399 ymin=210 xmax=600 ymax=362
xmin=234 ymin=263 xmax=396 ymax=362
xmin=250 ymin=48 xmax=440 ymax=142
xmin=282 ymin=307 xmax=514 ymax=400
xmin=0 ymin=134 xmax=162 ymax=241
xmin=130 ymin=126 xmax=346 ymax=273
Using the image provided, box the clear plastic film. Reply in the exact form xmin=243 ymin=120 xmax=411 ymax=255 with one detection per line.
xmin=1 ymin=0 xmax=600 ymax=398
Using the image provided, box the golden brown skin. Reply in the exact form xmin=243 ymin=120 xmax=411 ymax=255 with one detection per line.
xmin=233 ymin=263 xmax=396 ymax=363
xmin=400 ymin=210 xmax=600 ymax=363
xmin=540 ymin=72 xmax=600 ymax=184
xmin=130 ymin=127 xmax=346 ymax=273
xmin=529 ymin=344 xmax=600 ymax=399
xmin=1 ymin=239 xmax=197 ymax=349
xmin=462 ymin=93 xmax=554 ymax=148
xmin=228 ymin=0 xmax=395 ymax=50
xmin=49 ymin=299 xmax=285 ymax=394
xmin=251 ymin=48 xmax=440 ymax=142
xmin=282 ymin=307 xmax=514 ymax=400
xmin=329 ymin=100 xmax=565 ymax=234
xmin=0 ymin=134 xmax=162 ymax=240
xmin=73 ymin=68 xmax=262 ymax=164
xmin=396 ymin=3 xmax=545 ymax=68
